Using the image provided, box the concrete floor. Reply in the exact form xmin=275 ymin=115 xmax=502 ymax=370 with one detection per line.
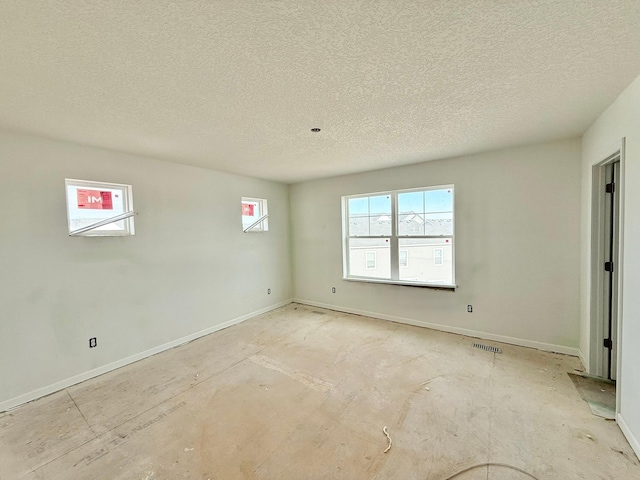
xmin=1 ymin=304 xmax=638 ymax=479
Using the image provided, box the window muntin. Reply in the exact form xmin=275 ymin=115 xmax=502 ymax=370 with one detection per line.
xmin=344 ymin=185 xmax=454 ymax=287
xmin=242 ymin=197 xmax=268 ymax=232
xmin=65 ymin=179 xmax=135 ymax=236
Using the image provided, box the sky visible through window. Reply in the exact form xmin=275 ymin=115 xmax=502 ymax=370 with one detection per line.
xmin=348 ymin=189 xmax=452 ymax=216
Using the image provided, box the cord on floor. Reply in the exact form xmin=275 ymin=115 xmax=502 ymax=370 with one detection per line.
xmin=442 ymin=462 xmax=539 ymax=480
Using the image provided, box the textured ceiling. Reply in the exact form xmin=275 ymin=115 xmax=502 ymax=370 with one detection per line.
xmin=1 ymin=1 xmax=640 ymax=183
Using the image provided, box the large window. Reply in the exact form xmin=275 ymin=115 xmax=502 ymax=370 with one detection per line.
xmin=343 ymin=185 xmax=454 ymax=288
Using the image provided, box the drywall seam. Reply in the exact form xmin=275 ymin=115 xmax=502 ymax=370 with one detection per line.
xmin=0 ymin=300 xmax=293 ymax=412
xmin=294 ymin=299 xmax=579 ymax=357
xmin=618 ymin=413 xmax=640 ymax=461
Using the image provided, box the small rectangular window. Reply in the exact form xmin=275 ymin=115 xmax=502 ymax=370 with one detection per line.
xmin=366 ymin=251 xmax=376 ymax=269
xmin=242 ymin=197 xmax=268 ymax=232
xmin=433 ymin=248 xmax=443 ymax=266
xmin=65 ymin=179 xmax=135 ymax=236
xmin=399 ymin=249 xmax=408 ymax=268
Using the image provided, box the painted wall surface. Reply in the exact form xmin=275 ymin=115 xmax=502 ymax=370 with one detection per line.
xmin=0 ymin=130 xmax=291 ymax=408
xmin=291 ymin=139 xmax=582 ymax=353
xmin=581 ymin=73 xmax=640 ymax=456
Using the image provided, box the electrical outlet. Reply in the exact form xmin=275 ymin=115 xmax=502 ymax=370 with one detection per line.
xmin=267 ymin=288 xmax=271 ymax=294
xmin=331 ymin=287 xmax=336 ymax=293
xmin=89 ymin=337 xmax=97 ymax=348
xmin=467 ymin=305 xmax=473 ymax=313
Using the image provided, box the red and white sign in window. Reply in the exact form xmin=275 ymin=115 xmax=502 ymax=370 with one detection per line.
xmin=77 ymin=189 xmax=114 ymax=210
xmin=242 ymin=203 xmax=254 ymax=216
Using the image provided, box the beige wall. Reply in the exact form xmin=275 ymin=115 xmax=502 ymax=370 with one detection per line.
xmin=0 ymin=130 xmax=292 ymax=410
xmin=291 ymin=139 xmax=582 ymax=353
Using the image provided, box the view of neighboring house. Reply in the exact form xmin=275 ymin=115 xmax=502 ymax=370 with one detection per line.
xmin=348 ymin=214 xmax=454 ymax=284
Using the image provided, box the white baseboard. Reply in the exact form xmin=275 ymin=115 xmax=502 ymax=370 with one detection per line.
xmin=618 ymin=413 xmax=640 ymax=461
xmin=578 ymin=349 xmax=589 ymax=372
xmin=294 ymin=299 xmax=580 ymax=357
xmin=0 ymin=300 xmax=293 ymax=413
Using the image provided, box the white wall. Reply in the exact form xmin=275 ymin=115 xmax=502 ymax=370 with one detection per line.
xmin=0 ymin=130 xmax=291 ymax=410
xmin=581 ymin=73 xmax=640 ymax=457
xmin=291 ymin=139 xmax=582 ymax=354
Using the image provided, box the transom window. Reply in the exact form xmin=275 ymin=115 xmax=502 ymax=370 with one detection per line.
xmin=342 ymin=185 xmax=454 ymax=288
xmin=242 ymin=197 xmax=268 ymax=232
xmin=65 ymin=179 xmax=135 ymax=236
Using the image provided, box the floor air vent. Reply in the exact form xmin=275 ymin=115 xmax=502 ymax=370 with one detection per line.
xmin=311 ymin=310 xmax=326 ymax=315
xmin=473 ymin=343 xmax=502 ymax=354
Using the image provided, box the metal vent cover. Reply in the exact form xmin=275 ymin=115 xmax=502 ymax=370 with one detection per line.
xmin=473 ymin=343 xmax=502 ymax=354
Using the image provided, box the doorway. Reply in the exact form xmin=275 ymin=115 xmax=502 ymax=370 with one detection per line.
xmin=590 ymin=153 xmax=621 ymax=381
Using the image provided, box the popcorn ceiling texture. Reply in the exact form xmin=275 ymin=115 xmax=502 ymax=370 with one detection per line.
xmin=0 ymin=1 xmax=639 ymax=183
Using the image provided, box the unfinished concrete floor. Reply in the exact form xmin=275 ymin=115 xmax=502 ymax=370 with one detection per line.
xmin=1 ymin=304 xmax=638 ymax=479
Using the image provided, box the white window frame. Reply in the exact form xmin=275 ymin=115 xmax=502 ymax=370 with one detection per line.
xmin=433 ymin=248 xmax=444 ymax=266
xmin=242 ymin=197 xmax=269 ymax=232
xmin=342 ymin=185 xmax=455 ymax=288
xmin=365 ymin=251 xmax=376 ymax=270
xmin=65 ymin=178 xmax=135 ymax=237
xmin=399 ymin=249 xmax=409 ymax=268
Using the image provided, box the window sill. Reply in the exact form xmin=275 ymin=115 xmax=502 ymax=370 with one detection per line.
xmin=343 ymin=277 xmax=456 ymax=291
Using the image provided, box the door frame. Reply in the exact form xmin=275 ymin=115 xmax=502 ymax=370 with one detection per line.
xmin=589 ymin=139 xmax=625 ymax=408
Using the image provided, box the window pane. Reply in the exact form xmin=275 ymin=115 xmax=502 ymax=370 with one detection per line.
xmin=348 ymin=238 xmax=390 ymax=279
xmin=369 ymin=195 xmax=391 ymax=215
xmin=348 ymin=197 xmax=368 ymax=215
xmin=348 ymin=215 xmax=369 ymax=236
xmin=370 ymin=214 xmax=391 ymax=236
xmin=348 ymin=197 xmax=369 ymax=236
xmin=398 ymin=191 xmax=424 ymax=236
xmin=425 ymin=188 xmax=453 ymax=213
xmin=398 ymin=238 xmax=453 ymax=284
xmin=424 ymin=213 xmax=454 ymax=236
xmin=349 ymin=195 xmax=392 ymax=236
xmin=398 ymin=191 xmax=423 ymax=214
xmin=398 ymin=212 xmax=425 ymax=236
xmin=398 ymin=188 xmax=454 ymax=237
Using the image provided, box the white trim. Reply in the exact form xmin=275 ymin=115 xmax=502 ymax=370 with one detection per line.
xmin=615 ymin=138 xmax=626 ymax=415
xmin=618 ymin=413 xmax=640 ymax=461
xmin=293 ymin=299 xmax=579 ymax=356
xmin=343 ymin=276 xmax=456 ymax=290
xmin=578 ymin=349 xmax=588 ymax=371
xmin=0 ymin=300 xmax=292 ymax=413
xmin=588 ymin=140 xmax=624 ymax=378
